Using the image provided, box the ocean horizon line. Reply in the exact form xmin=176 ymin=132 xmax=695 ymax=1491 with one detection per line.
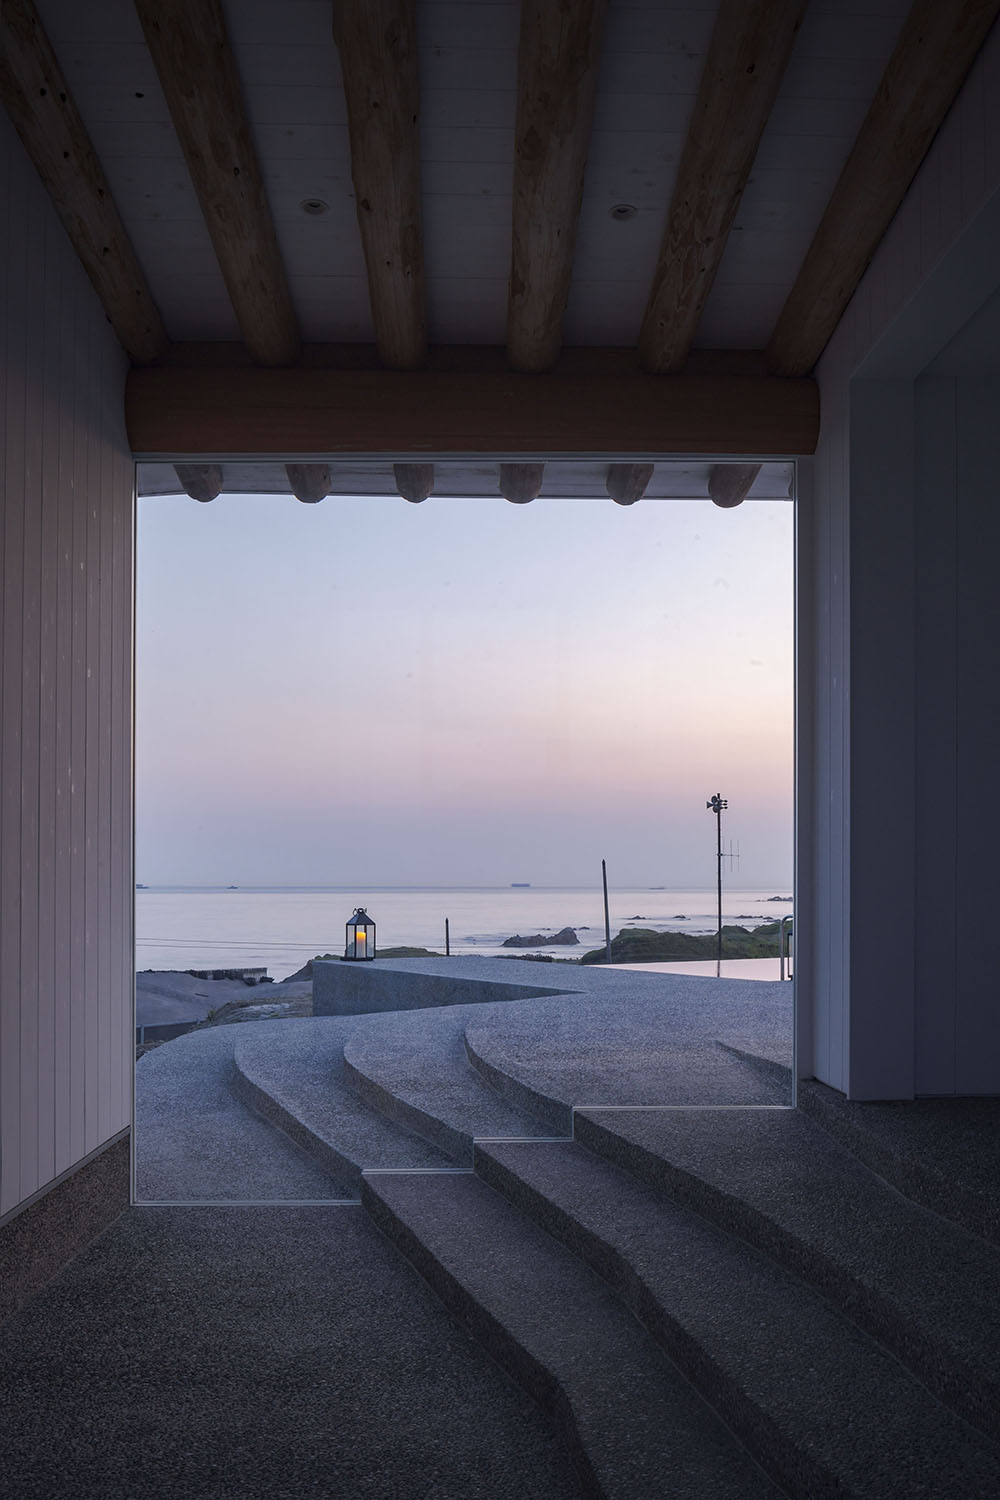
xmin=135 ymin=882 xmax=793 ymax=894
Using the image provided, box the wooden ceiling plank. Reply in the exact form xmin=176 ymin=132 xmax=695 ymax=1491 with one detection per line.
xmin=333 ymin=0 xmax=426 ymax=370
xmin=606 ymin=464 xmax=654 ymax=506
xmin=125 ymin=360 xmax=820 ymax=458
xmin=174 ymin=463 xmax=223 ymax=501
xmin=134 ymin=0 xmax=300 ymax=367
xmin=708 ymin=463 xmax=762 ymax=508
xmin=638 ymin=0 xmax=807 ymax=374
xmin=0 ymin=0 xmax=167 ymax=363
xmin=393 ymin=463 xmax=435 ymax=503
xmin=767 ymin=0 xmax=1000 ymax=377
xmin=285 ymin=464 xmax=331 ymax=503
xmin=507 ymin=0 xmax=608 ymax=372
xmin=499 ymin=463 xmax=545 ymax=503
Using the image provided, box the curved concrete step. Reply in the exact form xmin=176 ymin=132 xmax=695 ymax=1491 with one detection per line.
xmin=474 ymin=1138 xmax=1000 ymax=1500
xmin=363 ymin=1171 xmax=783 ymax=1500
xmin=231 ymin=1020 xmax=454 ymax=1190
xmin=463 ymin=989 xmax=792 ymax=1124
xmin=342 ymin=1005 xmax=557 ymax=1163
xmin=135 ymin=1025 xmax=354 ymax=1201
xmin=573 ymin=1106 xmax=1000 ymax=1443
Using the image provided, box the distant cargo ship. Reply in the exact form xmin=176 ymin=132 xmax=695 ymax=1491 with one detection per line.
xmin=510 ymin=882 xmax=531 ymax=888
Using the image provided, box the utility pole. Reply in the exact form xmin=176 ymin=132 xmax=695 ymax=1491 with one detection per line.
xmin=601 ymin=858 xmax=612 ymax=963
xmin=706 ymin=793 xmax=728 ymax=969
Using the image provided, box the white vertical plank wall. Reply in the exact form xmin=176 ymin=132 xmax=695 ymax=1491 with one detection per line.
xmin=797 ymin=24 xmax=1000 ymax=1095
xmin=0 ymin=109 xmax=133 ymax=1218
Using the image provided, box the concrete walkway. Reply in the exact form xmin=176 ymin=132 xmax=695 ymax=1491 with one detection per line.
xmin=0 ymin=1206 xmax=583 ymax=1500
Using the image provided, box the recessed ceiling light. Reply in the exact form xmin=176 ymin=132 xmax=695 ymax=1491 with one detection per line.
xmin=300 ymin=198 xmax=330 ymax=216
xmin=609 ymin=203 xmax=637 ymax=221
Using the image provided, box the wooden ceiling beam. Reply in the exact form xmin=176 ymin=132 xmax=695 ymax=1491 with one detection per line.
xmin=606 ymin=464 xmax=654 ymax=506
xmin=174 ymin=463 xmax=223 ymax=501
xmin=708 ymin=463 xmax=762 ymax=508
xmin=507 ymin=0 xmax=608 ymax=372
xmin=499 ymin=464 xmax=545 ymax=503
xmin=0 ymin=0 xmax=167 ymax=362
xmin=638 ymin=0 xmax=807 ymax=374
xmin=285 ymin=464 xmax=331 ymax=503
xmin=767 ymin=0 xmax=1000 ymax=377
xmin=333 ymin=0 xmax=426 ymax=370
xmin=393 ymin=464 xmax=435 ymax=503
xmin=125 ymin=359 xmax=819 ymax=458
xmin=134 ymin=0 xmax=299 ymax=367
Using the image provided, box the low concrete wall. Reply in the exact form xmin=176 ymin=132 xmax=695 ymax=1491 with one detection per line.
xmin=313 ymin=959 xmax=571 ymax=1017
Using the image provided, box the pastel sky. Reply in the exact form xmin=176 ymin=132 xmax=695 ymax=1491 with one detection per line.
xmin=136 ymin=488 xmax=793 ymax=886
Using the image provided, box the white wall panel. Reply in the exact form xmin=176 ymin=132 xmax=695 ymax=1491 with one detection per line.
xmin=797 ymin=22 xmax=1000 ymax=1096
xmin=0 ymin=109 xmax=132 ymax=1217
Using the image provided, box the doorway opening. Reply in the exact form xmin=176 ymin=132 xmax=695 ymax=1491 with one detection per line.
xmin=133 ymin=458 xmax=795 ymax=1204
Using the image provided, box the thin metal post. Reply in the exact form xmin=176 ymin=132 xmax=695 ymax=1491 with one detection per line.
xmin=602 ymin=858 xmax=612 ymax=963
xmin=780 ymin=915 xmax=793 ymax=980
xmin=445 ymin=918 xmax=450 ymax=957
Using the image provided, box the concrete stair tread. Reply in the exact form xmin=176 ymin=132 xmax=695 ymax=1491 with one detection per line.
xmin=363 ymin=1170 xmax=783 ymax=1500
xmin=800 ymin=1081 xmax=1000 ymax=1245
xmin=574 ymin=1106 xmax=1000 ymax=1441
xmin=135 ymin=1026 xmax=354 ymax=1201
xmin=463 ymin=988 xmax=792 ymax=1128
xmin=343 ymin=1005 xmax=551 ymax=1162
xmin=474 ymin=1138 xmax=1000 ymax=1500
xmin=232 ymin=1021 xmax=453 ymax=1189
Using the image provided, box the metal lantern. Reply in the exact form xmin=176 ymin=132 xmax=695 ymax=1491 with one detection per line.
xmin=344 ymin=907 xmax=376 ymax=961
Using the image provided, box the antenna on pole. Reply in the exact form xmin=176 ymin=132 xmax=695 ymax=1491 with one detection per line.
xmin=706 ymin=793 xmax=728 ymax=972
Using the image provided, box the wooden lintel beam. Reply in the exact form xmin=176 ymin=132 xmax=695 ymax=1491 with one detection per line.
xmin=606 ymin=463 xmax=654 ymax=506
xmin=125 ymin=360 xmax=819 ymax=458
xmin=0 ymin=0 xmax=167 ymax=362
xmin=174 ymin=463 xmax=223 ymax=501
xmin=708 ymin=463 xmax=762 ymax=508
xmin=393 ymin=463 xmax=434 ymax=503
xmin=507 ymin=0 xmax=608 ymax=372
xmin=767 ymin=0 xmax=1000 ymax=376
xmin=499 ymin=463 xmax=545 ymax=503
xmin=638 ymin=0 xmax=807 ymax=373
xmin=333 ymin=1 xmax=426 ymax=370
xmin=134 ymin=0 xmax=299 ymax=367
xmin=285 ymin=464 xmax=331 ymax=503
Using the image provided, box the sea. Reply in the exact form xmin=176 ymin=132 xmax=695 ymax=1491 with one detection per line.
xmin=135 ymin=885 xmax=794 ymax=980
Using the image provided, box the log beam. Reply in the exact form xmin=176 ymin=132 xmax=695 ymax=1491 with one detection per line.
xmin=606 ymin=463 xmax=654 ymax=506
xmin=499 ymin=463 xmax=545 ymax=503
xmin=507 ymin=0 xmax=608 ymax=372
xmin=708 ymin=463 xmax=762 ymax=508
xmin=285 ymin=464 xmax=331 ymax=503
xmin=767 ymin=0 xmax=1000 ymax=376
xmin=0 ymin=0 xmax=167 ymax=362
xmin=333 ymin=0 xmax=426 ymax=369
xmin=174 ymin=463 xmax=223 ymax=501
xmin=393 ymin=463 xmax=434 ymax=503
xmin=125 ymin=358 xmax=819 ymax=458
xmin=638 ymin=0 xmax=806 ymax=373
xmin=134 ymin=0 xmax=299 ymax=367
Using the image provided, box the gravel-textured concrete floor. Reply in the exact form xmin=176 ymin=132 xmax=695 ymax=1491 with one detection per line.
xmin=0 ymin=1205 xmax=584 ymax=1500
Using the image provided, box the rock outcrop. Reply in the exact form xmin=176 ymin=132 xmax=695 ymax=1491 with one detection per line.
xmin=502 ymin=927 xmax=579 ymax=948
xmin=580 ymin=922 xmax=782 ymax=964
